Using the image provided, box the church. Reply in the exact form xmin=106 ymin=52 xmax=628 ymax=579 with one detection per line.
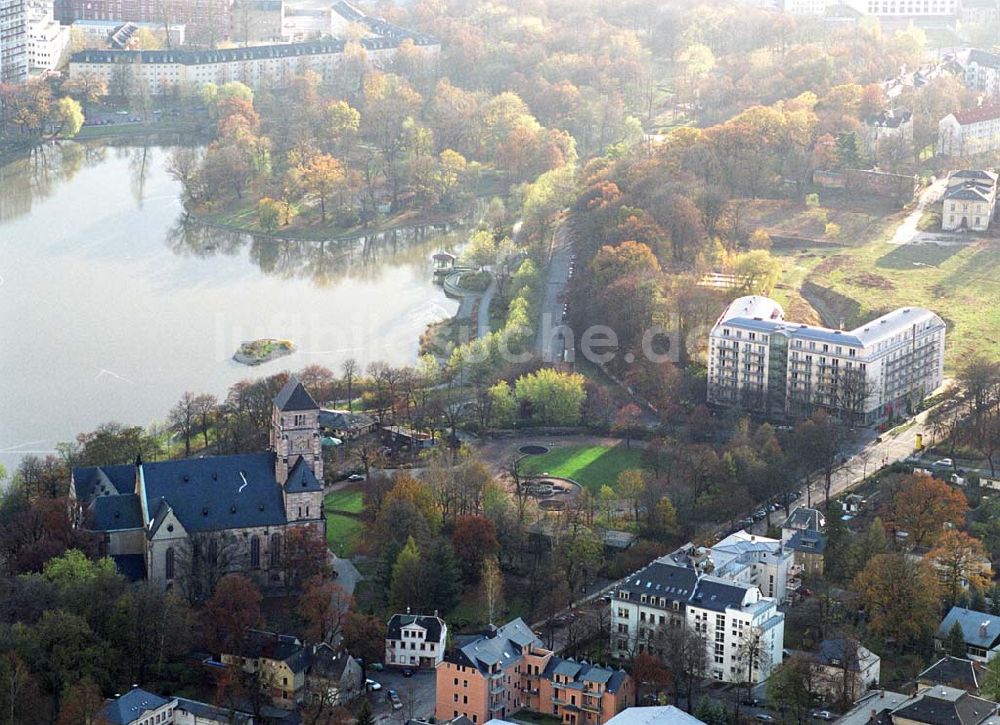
xmin=68 ymin=379 xmax=327 ymax=587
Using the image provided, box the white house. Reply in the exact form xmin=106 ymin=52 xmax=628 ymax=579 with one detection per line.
xmin=942 ymin=170 xmax=998 ymax=232
xmin=609 ymin=558 xmax=784 ymax=684
xmin=385 ymin=612 xmax=447 ymax=669
xmin=26 ymin=2 xmax=69 ymax=72
xmin=938 ymin=106 xmax=1000 ymax=157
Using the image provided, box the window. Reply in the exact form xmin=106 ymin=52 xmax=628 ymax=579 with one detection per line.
xmin=165 ymin=547 xmax=175 ymax=580
xmin=250 ymin=536 xmax=260 ymax=569
xmin=270 ymin=533 xmax=281 ymax=566
xmin=294 ymin=414 xmax=306 ymax=426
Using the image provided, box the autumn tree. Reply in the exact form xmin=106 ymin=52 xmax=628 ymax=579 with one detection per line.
xmin=928 ymin=530 xmax=990 ymax=606
xmin=451 ymin=515 xmax=499 ymax=583
xmin=298 ymin=574 xmax=353 ymax=645
xmin=884 ymin=473 xmax=968 ymax=547
xmin=853 ymin=552 xmax=940 ymax=647
xmin=294 ymin=153 xmax=347 ymax=224
xmin=201 ymin=573 xmax=261 ymax=654
xmin=56 ymin=678 xmax=103 ymax=725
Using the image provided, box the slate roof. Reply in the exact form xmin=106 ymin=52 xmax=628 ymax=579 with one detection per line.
xmin=617 ymin=560 xmax=752 ymax=614
xmin=944 ymin=181 xmax=995 ymax=203
xmin=175 ymin=697 xmax=252 ymax=725
xmin=387 ymin=613 xmax=445 ymax=642
xmin=285 ymin=457 xmax=323 ymax=493
xmin=815 ymin=639 xmax=875 ymax=671
xmin=786 ymin=529 xmax=827 ymax=554
xmin=140 ymin=452 xmax=287 ymax=533
xmin=100 ymin=688 xmax=171 ymax=725
xmin=968 ymin=49 xmax=1000 ymax=69
xmin=452 ymin=618 xmax=540 ymax=672
xmin=308 ymin=643 xmax=359 ymax=681
xmin=938 ymin=607 xmax=1000 ymax=650
xmin=235 ymin=630 xmax=312 ymax=673
xmin=691 ymin=576 xmax=750 ymax=613
xmin=892 ymin=686 xmax=997 ymax=725
xmin=920 ymin=656 xmax=983 ymax=692
xmin=275 ymin=378 xmax=319 ymax=412
xmin=782 ymin=507 xmax=824 ymax=532
xmin=72 ymin=463 xmax=135 ymax=501
xmin=91 ymin=493 xmax=143 ymax=530
xmin=319 ymin=409 xmax=375 ymax=431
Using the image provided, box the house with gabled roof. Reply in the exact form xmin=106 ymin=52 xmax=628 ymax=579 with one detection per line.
xmin=919 ymin=656 xmax=986 ymax=695
xmin=69 ymin=378 xmax=326 ymax=588
xmin=386 ymin=612 xmax=448 ymax=668
xmin=942 ymin=170 xmax=998 ymax=231
xmin=939 ymin=106 xmax=1000 ymax=157
xmin=936 ymin=608 xmax=1000 ymax=663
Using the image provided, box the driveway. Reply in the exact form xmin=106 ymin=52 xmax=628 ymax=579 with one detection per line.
xmin=331 ymin=554 xmax=362 ymax=595
xmin=889 ymin=177 xmax=947 ymax=245
xmin=366 ymin=667 xmax=437 ymax=723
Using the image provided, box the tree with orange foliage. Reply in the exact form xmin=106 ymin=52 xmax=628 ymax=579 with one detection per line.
xmin=928 ymin=529 xmax=991 ymax=605
xmin=884 ymin=473 xmax=968 ymax=547
xmin=451 ymin=515 xmax=498 ymax=583
xmin=201 ymin=573 xmax=261 ymax=654
xmin=282 ymin=525 xmax=330 ymax=593
xmin=854 ymin=552 xmax=940 ymax=647
xmin=57 ymin=678 xmax=104 ymax=725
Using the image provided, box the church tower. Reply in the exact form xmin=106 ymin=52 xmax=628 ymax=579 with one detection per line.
xmin=271 ymin=378 xmax=323 ymax=486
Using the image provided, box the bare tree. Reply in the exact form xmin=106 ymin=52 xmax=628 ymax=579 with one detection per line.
xmin=169 ymin=391 xmax=198 ymax=457
xmin=341 ymin=358 xmax=358 ymax=412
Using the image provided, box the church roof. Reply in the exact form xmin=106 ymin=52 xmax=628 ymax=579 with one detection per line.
xmin=140 ymin=452 xmax=287 ymax=533
xmin=73 ymin=463 xmax=135 ymax=500
xmin=284 ymin=457 xmax=323 ymax=492
xmin=274 ymin=379 xmax=318 ymax=412
xmin=91 ymin=493 xmax=143 ymax=530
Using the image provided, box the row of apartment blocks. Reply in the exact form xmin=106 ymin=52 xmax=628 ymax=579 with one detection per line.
xmin=706 ymin=295 xmax=946 ymax=424
xmin=68 ymin=30 xmax=439 ymax=93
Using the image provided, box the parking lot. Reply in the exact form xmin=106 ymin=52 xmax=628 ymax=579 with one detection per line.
xmin=366 ymin=667 xmax=437 ymax=723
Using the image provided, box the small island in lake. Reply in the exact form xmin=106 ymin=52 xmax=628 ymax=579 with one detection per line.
xmin=233 ymin=338 xmax=295 ymax=366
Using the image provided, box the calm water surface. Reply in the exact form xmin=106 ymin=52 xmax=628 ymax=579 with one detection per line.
xmin=0 ymin=143 xmax=459 ymax=471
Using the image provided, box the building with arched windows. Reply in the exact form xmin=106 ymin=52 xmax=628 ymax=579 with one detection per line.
xmin=69 ymin=378 xmax=326 ymax=588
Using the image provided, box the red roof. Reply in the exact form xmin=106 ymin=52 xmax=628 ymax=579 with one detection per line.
xmin=953 ymin=105 xmax=1000 ymax=125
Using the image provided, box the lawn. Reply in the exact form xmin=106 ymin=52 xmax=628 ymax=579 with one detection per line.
xmin=326 ymin=513 xmax=362 ymax=558
xmin=324 ymin=487 xmax=363 ymax=514
xmin=803 ymin=237 xmax=1000 ymax=370
xmin=517 ymin=444 xmax=646 ymax=492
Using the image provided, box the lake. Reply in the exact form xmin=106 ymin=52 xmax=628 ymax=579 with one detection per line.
xmin=0 ymin=143 xmax=460 ymax=472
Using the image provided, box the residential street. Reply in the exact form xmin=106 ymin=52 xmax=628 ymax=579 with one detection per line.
xmin=536 ymin=220 xmax=573 ymax=361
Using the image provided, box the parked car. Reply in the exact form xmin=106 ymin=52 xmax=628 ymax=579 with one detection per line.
xmin=811 ymin=711 xmax=834 ymax=721
xmin=935 ymin=458 xmax=954 ymax=468
xmin=366 ymin=679 xmax=381 ymax=691
xmin=755 ymin=715 xmax=775 ymax=722
xmin=739 ymin=518 xmax=754 ymax=528
xmin=388 ymin=690 xmax=402 ymax=710
xmin=741 ymin=698 xmax=760 ymax=707
xmin=347 ymin=473 xmax=365 ymax=481
xmin=368 ymin=662 xmax=384 ymax=672
xmin=402 ymin=668 xmax=414 ymax=678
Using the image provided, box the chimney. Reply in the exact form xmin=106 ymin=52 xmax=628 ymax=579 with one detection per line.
xmin=982 ymin=621 xmax=990 ymax=639
xmin=406 ymin=606 xmax=411 ymax=615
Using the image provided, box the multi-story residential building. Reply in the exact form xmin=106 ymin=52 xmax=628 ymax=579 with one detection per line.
xmin=942 ymin=170 xmax=998 ymax=232
xmin=434 ymin=618 xmax=633 ymax=725
xmin=26 ymin=1 xmax=68 ymax=71
xmin=386 ymin=612 xmax=447 ymax=669
xmin=959 ymin=0 xmax=1000 ymax=27
xmin=100 ymin=687 xmax=254 ymax=725
xmin=849 ymin=0 xmax=957 ymax=17
xmin=0 ymin=0 xmax=28 ymax=83
xmin=671 ymin=534 xmax=793 ymax=603
xmin=69 ymin=29 xmax=440 ymax=93
xmin=965 ymin=49 xmax=1000 ymax=98
xmin=939 ymin=106 xmax=1000 ymax=157
xmin=707 ymin=295 xmax=945 ymax=424
xmin=810 ymin=638 xmax=881 ymax=703
xmin=609 ymin=559 xmax=784 ymax=685
xmin=222 ymin=630 xmax=312 ymax=708
xmin=54 ymin=0 xmax=231 ymax=42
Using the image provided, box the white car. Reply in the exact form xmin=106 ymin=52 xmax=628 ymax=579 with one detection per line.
xmin=935 ymin=458 xmax=954 ymax=467
xmin=366 ymin=679 xmax=381 ymax=691
xmin=347 ymin=474 xmax=365 ymax=481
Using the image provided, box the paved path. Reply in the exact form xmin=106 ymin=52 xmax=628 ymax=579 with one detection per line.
xmin=331 ymin=554 xmax=362 ymax=595
xmin=536 ymin=221 xmax=573 ymax=361
xmin=890 ymin=177 xmax=947 ymax=245
xmin=476 ymin=275 xmax=496 ymax=338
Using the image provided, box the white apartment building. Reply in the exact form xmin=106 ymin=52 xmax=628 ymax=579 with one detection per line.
xmin=385 ymin=612 xmax=447 ymax=669
xmin=26 ymin=2 xmax=68 ymax=71
xmin=0 ymin=0 xmax=28 ymax=83
xmin=670 ymin=534 xmax=793 ymax=603
xmin=610 ymin=559 xmax=784 ymax=685
xmin=938 ymin=106 xmax=1000 ymax=157
xmin=965 ymin=49 xmax=1000 ymax=98
xmin=853 ymin=0 xmax=957 ymax=16
xmin=707 ymin=295 xmax=945 ymax=424
xmin=942 ymin=169 xmax=998 ymax=231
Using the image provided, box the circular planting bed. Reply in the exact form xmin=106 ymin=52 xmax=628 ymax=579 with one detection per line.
xmin=519 ymin=444 xmax=550 ymax=455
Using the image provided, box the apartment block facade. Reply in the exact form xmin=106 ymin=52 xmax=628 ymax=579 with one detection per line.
xmin=965 ymin=49 xmax=1000 ymax=99
xmin=938 ymin=106 xmax=1000 ymax=157
xmin=0 ymin=0 xmax=28 ymax=83
xmin=386 ymin=612 xmax=447 ymax=669
xmin=707 ymin=295 xmax=945 ymax=424
xmin=435 ymin=618 xmax=633 ymax=725
xmin=609 ymin=559 xmax=785 ymax=685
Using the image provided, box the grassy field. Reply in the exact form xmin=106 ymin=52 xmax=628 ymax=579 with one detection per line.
xmin=324 ymin=487 xmax=363 ymax=514
xmin=324 ymin=487 xmax=364 ymax=557
xmin=804 ymin=238 xmax=1000 ymax=369
xmin=517 ymin=444 xmax=646 ymax=492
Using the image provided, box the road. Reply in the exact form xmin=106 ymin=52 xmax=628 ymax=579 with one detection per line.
xmin=476 ymin=274 xmax=497 ymax=338
xmin=536 ymin=221 xmax=574 ymax=362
